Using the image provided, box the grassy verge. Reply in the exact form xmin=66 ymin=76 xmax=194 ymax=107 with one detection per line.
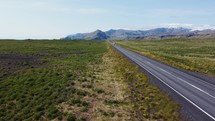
xmin=115 ymin=38 xmax=215 ymax=77
xmin=110 ymin=45 xmax=179 ymax=121
xmin=59 ymin=43 xmax=132 ymax=121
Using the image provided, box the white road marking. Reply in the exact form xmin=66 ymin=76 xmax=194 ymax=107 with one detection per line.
xmin=158 ymin=67 xmax=173 ymax=75
xmin=146 ymin=61 xmax=151 ymax=64
xmin=157 ymin=67 xmax=215 ymax=99
xmin=113 ymin=45 xmax=215 ymax=121
xmin=176 ymin=77 xmax=215 ymax=99
xmin=140 ymin=65 xmax=215 ymax=121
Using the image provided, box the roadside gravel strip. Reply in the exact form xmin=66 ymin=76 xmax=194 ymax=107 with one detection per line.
xmin=111 ymin=43 xmax=215 ymax=121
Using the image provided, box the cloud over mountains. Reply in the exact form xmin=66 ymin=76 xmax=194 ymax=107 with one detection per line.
xmin=145 ymin=24 xmax=215 ymax=31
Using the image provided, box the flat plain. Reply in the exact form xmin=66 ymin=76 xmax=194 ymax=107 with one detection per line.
xmin=115 ymin=38 xmax=215 ymax=77
xmin=0 ymin=40 xmax=179 ymax=121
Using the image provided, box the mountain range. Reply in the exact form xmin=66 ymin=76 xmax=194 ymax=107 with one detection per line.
xmin=63 ymin=28 xmax=215 ymax=40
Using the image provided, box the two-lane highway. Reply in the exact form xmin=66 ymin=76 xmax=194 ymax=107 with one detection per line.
xmin=111 ymin=43 xmax=215 ymax=121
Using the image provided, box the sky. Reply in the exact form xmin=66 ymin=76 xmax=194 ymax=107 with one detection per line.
xmin=0 ymin=0 xmax=215 ymax=39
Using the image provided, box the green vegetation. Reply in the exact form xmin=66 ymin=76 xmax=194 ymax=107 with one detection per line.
xmin=115 ymin=38 xmax=215 ymax=76
xmin=0 ymin=40 xmax=179 ymax=121
xmin=0 ymin=40 xmax=106 ymax=120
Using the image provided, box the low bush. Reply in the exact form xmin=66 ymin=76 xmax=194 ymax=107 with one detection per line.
xmin=67 ymin=114 xmax=77 ymax=121
xmin=95 ymin=89 xmax=105 ymax=94
xmin=104 ymin=99 xmax=121 ymax=105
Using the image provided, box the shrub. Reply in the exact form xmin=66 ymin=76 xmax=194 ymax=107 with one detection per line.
xmin=102 ymin=111 xmax=115 ymax=117
xmin=82 ymin=84 xmax=93 ymax=89
xmin=104 ymin=100 xmax=121 ymax=105
xmin=71 ymin=87 xmax=76 ymax=93
xmin=67 ymin=114 xmax=77 ymax=121
xmin=70 ymin=98 xmax=82 ymax=105
xmin=81 ymin=106 xmax=88 ymax=112
xmin=47 ymin=107 xmax=59 ymax=119
xmin=95 ymin=89 xmax=105 ymax=94
xmin=76 ymin=90 xmax=88 ymax=96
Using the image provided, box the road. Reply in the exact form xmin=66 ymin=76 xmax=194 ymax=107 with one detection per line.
xmin=111 ymin=43 xmax=215 ymax=121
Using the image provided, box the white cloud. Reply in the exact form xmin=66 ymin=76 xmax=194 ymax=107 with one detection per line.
xmin=144 ymin=23 xmax=215 ymax=31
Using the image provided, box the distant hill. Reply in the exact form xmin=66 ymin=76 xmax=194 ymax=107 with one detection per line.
xmin=63 ymin=28 xmax=215 ymax=40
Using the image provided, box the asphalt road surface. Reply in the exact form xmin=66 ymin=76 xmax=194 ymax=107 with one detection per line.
xmin=111 ymin=43 xmax=215 ymax=121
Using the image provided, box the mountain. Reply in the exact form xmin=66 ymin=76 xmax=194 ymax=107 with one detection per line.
xmin=63 ymin=28 xmax=215 ymax=40
xmin=133 ymin=29 xmax=215 ymax=40
xmin=65 ymin=29 xmax=107 ymax=40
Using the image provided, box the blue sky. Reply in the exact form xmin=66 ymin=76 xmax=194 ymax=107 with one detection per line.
xmin=0 ymin=0 xmax=215 ymax=39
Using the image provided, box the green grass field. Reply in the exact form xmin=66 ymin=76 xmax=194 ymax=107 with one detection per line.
xmin=0 ymin=40 xmax=179 ymax=121
xmin=0 ymin=40 xmax=107 ymax=120
xmin=115 ymin=38 xmax=215 ymax=76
